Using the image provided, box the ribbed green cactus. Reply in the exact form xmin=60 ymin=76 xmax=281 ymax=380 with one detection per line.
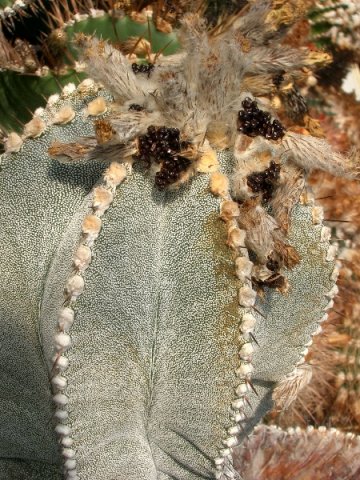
xmin=0 ymin=3 xmax=352 ymax=480
xmin=0 ymin=8 xmax=178 ymax=132
xmin=0 ymin=83 xmax=339 ymax=480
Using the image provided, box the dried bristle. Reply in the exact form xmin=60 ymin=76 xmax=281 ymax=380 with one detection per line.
xmin=271 ymin=163 xmax=305 ymax=234
xmin=48 ymin=140 xmax=96 ymax=163
xmin=281 ymin=132 xmax=360 ymax=179
xmin=272 ymin=364 xmax=313 ymax=410
xmin=95 ymin=120 xmax=115 ymax=144
xmin=237 ymin=197 xmax=279 ymax=264
xmin=266 ymin=0 xmax=311 ymax=29
xmin=234 ymin=425 xmax=360 ymax=479
xmin=120 ymin=37 xmax=151 ymax=56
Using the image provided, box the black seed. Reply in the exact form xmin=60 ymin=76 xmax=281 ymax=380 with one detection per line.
xmin=237 ymin=99 xmax=286 ymax=140
xmin=129 ymin=104 xmax=144 ymax=111
xmin=247 ymin=161 xmax=280 ymax=203
xmin=132 ymin=62 xmax=154 ymax=77
xmin=266 ymin=258 xmax=280 ymax=272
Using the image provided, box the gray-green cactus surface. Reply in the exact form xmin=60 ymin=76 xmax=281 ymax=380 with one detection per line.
xmin=0 ymin=87 xmax=337 ymax=479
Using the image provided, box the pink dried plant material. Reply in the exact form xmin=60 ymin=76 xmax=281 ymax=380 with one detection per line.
xmin=270 ymin=118 xmax=360 ymax=431
xmin=234 ymin=425 xmax=360 ymax=480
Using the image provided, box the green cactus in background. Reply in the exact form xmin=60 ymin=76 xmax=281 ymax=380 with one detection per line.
xmin=0 ymin=2 xmax=357 ymax=479
xmin=0 ymin=1 xmax=180 ymax=133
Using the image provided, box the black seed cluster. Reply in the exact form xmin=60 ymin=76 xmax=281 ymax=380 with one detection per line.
xmin=237 ymin=98 xmax=285 ymax=140
xmin=138 ymin=126 xmax=181 ymax=164
xmin=246 ymin=160 xmax=280 ymax=202
xmin=155 ymin=155 xmax=191 ymax=190
xmin=266 ymin=257 xmax=280 ymax=272
xmin=129 ymin=103 xmax=144 ymax=111
xmin=131 ymin=62 xmax=154 ymax=77
xmin=137 ymin=126 xmax=191 ymax=189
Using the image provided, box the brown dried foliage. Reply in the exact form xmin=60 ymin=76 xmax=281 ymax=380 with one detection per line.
xmin=267 ymin=155 xmax=360 ymax=435
xmin=234 ymin=425 xmax=360 ymax=480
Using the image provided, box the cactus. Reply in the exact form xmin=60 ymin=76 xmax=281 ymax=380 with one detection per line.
xmin=0 ymin=4 xmax=179 ymax=132
xmin=0 ymin=3 xmax=357 ymax=480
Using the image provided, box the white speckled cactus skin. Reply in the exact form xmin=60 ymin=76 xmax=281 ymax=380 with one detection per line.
xmin=0 ymin=89 xmax=337 ymax=480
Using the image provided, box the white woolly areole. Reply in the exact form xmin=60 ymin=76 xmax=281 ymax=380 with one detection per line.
xmin=66 ymin=473 xmax=79 ymax=480
xmin=235 ymin=257 xmax=253 ymax=282
xmin=235 ymin=383 xmax=248 ymax=396
xmin=54 ymin=409 xmax=69 ymax=421
xmin=312 ymin=206 xmax=324 ymax=225
xmin=327 ymin=284 xmax=339 ymax=299
xmin=61 ymin=437 xmax=74 ymax=448
xmin=241 ymin=312 xmax=257 ymax=333
xmin=93 ymin=186 xmax=114 ymax=215
xmin=104 ymin=162 xmax=127 ymax=188
xmin=220 ymin=200 xmax=240 ymax=222
xmin=232 ymin=398 xmax=246 ymax=410
xmin=34 ymin=107 xmax=45 ymax=117
xmin=232 ymin=412 xmax=246 ymax=423
xmin=240 ymin=342 xmax=254 ymax=359
xmin=53 ymin=393 xmax=69 ymax=406
xmin=51 ymin=374 xmax=67 ymax=389
xmin=23 ymin=117 xmax=46 ymax=139
xmin=5 ymin=132 xmax=23 ymax=153
xmin=63 ymin=83 xmax=76 ymax=96
xmin=223 ymin=436 xmax=239 ymax=448
xmin=228 ymin=425 xmax=241 ymax=435
xmin=236 ymin=363 xmax=254 ymax=377
xmin=58 ymin=307 xmax=75 ymax=330
xmin=55 ymin=332 xmax=72 ymax=350
xmin=65 ymin=275 xmax=85 ymax=298
xmin=227 ymin=227 xmax=246 ymax=250
xmin=86 ymin=97 xmax=107 ymax=116
xmin=331 ymin=261 xmax=341 ymax=282
xmin=209 ymin=172 xmax=229 ymax=197
xmin=326 ymin=244 xmax=338 ymax=261
xmin=52 ymin=105 xmax=76 ymax=125
xmin=55 ymin=425 xmax=71 ymax=436
xmin=324 ymin=298 xmax=334 ymax=310
xmin=47 ymin=94 xmax=60 ymax=106
xmin=64 ymin=459 xmax=77 ymax=470
xmin=320 ymin=226 xmax=331 ymax=242
xmin=63 ymin=448 xmax=76 ymax=459
xmin=82 ymin=215 xmax=102 ymax=235
xmin=73 ymin=245 xmax=92 ymax=271
xmin=55 ymin=355 xmax=69 ymax=371
xmin=238 ymin=286 xmax=257 ymax=307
